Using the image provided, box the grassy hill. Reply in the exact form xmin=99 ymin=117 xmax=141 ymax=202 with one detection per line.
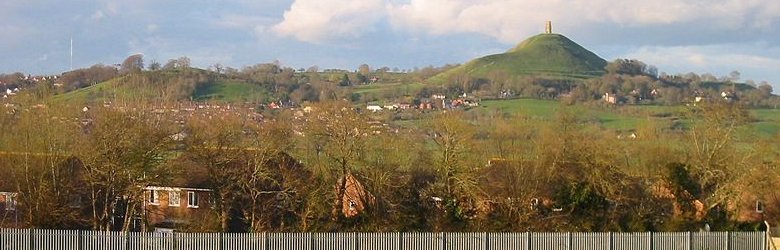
xmin=432 ymin=33 xmax=607 ymax=83
xmin=51 ymin=69 xmax=271 ymax=104
xmin=192 ymin=79 xmax=269 ymax=102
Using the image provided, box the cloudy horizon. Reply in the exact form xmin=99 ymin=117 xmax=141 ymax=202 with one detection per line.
xmin=1 ymin=0 xmax=778 ymax=89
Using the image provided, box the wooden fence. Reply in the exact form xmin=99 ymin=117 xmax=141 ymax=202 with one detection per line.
xmin=0 ymin=229 xmax=768 ymax=250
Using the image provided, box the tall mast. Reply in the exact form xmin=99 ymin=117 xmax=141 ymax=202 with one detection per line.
xmin=70 ymin=37 xmax=73 ymax=71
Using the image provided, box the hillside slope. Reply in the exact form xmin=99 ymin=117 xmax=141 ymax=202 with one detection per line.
xmin=51 ymin=69 xmax=270 ymax=104
xmin=434 ymin=33 xmax=607 ymax=82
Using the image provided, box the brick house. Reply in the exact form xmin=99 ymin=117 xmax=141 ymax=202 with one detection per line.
xmin=143 ymin=186 xmax=213 ymax=231
xmin=0 ymin=192 xmax=19 ymax=227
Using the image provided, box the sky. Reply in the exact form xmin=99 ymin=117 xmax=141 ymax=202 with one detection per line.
xmin=1 ymin=0 xmax=779 ymax=89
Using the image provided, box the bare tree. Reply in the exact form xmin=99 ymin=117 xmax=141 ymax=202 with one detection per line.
xmin=75 ymin=107 xmax=174 ymax=231
xmin=120 ymin=54 xmax=144 ymax=74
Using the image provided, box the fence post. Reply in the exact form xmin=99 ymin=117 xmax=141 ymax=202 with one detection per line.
xmin=125 ymin=231 xmax=131 ymax=250
xmin=527 ymin=232 xmax=532 ymax=250
xmin=172 ymin=232 xmax=178 ymax=250
xmin=648 ymin=232 xmax=652 ymax=250
xmin=568 ymin=232 xmax=572 ymax=250
xmin=264 ymin=231 xmax=269 ymax=250
xmin=218 ymin=232 xmax=224 ymax=250
xmin=78 ymin=230 xmax=83 ymax=250
xmin=397 ymin=232 xmax=402 ymax=250
xmin=484 ymin=232 xmax=489 ymax=250
xmin=726 ymin=231 xmax=730 ymax=250
xmin=354 ymin=232 xmax=358 ymax=250
xmin=309 ymin=232 xmax=314 ymax=250
xmin=29 ymin=229 xmax=35 ymax=250
xmin=440 ymin=232 xmax=446 ymax=250
xmin=608 ymin=232 xmax=612 ymax=250
xmin=687 ymin=231 xmax=692 ymax=250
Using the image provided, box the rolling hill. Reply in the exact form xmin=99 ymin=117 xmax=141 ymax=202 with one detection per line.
xmin=51 ymin=69 xmax=271 ymax=104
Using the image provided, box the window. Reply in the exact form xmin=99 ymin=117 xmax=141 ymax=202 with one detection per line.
xmin=169 ymin=191 xmax=180 ymax=207
xmin=5 ymin=194 xmax=16 ymax=211
xmin=68 ymin=195 xmax=82 ymax=208
xmin=149 ymin=190 xmax=159 ymax=205
xmin=187 ymin=192 xmax=199 ymax=208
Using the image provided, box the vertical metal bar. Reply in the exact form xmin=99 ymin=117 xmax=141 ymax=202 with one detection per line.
xmin=218 ymin=232 xmax=223 ymax=250
xmin=567 ymin=232 xmax=572 ymax=250
xmin=441 ymin=232 xmax=446 ymax=250
xmin=648 ymin=232 xmax=652 ymax=250
xmin=726 ymin=231 xmax=730 ymax=250
xmin=263 ymin=231 xmax=268 ymax=250
xmin=353 ymin=232 xmax=358 ymax=250
xmin=78 ymin=230 xmax=83 ymax=250
xmin=398 ymin=232 xmax=402 ymax=250
xmin=687 ymin=231 xmax=692 ymax=250
xmin=484 ymin=232 xmax=489 ymax=250
xmin=309 ymin=232 xmax=314 ymax=250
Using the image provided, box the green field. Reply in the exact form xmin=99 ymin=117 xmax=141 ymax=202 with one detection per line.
xmin=475 ymin=99 xmax=645 ymax=130
xmin=351 ymin=82 xmax=425 ymax=95
xmin=749 ymin=109 xmax=780 ymax=138
xmin=193 ymin=79 xmax=269 ymax=102
xmin=472 ymin=98 xmax=780 ymax=137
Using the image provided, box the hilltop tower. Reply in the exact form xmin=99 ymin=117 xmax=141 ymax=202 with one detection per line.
xmin=545 ymin=21 xmax=552 ymax=34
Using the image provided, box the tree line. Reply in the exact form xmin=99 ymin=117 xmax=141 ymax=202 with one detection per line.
xmin=0 ymin=97 xmax=777 ymax=232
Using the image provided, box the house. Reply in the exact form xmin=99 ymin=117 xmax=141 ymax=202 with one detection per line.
xmin=366 ymin=105 xmax=382 ymax=112
xmin=603 ymin=93 xmax=617 ymax=104
xmin=0 ymin=155 xmax=89 ymax=229
xmin=721 ymin=91 xmax=737 ymax=101
xmin=143 ymin=186 xmax=213 ymax=231
xmin=419 ymin=100 xmax=433 ymax=110
xmin=336 ymin=172 xmax=376 ymax=218
xmin=0 ymin=192 xmax=19 ymax=227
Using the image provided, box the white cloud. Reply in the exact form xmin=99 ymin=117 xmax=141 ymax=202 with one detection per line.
xmin=271 ymin=0 xmax=779 ymax=44
xmin=272 ymin=0 xmax=386 ymax=43
xmin=386 ymin=0 xmax=780 ymax=43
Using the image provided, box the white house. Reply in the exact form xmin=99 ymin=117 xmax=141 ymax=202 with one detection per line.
xmin=603 ymin=93 xmax=617 ymax=104
xmin=366 ymin=105 xmax=383 ymax=112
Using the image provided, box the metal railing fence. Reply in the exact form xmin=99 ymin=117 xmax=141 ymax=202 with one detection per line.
xmin=0 ymin=228 xmax=767 ymax=250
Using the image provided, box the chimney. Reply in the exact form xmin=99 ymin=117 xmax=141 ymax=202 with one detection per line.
xmin=545 ymin=21 xmax=552 ymax=34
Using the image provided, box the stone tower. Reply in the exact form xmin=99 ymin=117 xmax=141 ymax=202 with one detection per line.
xmin=545 ymin=21 xmax=552 ymax=34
